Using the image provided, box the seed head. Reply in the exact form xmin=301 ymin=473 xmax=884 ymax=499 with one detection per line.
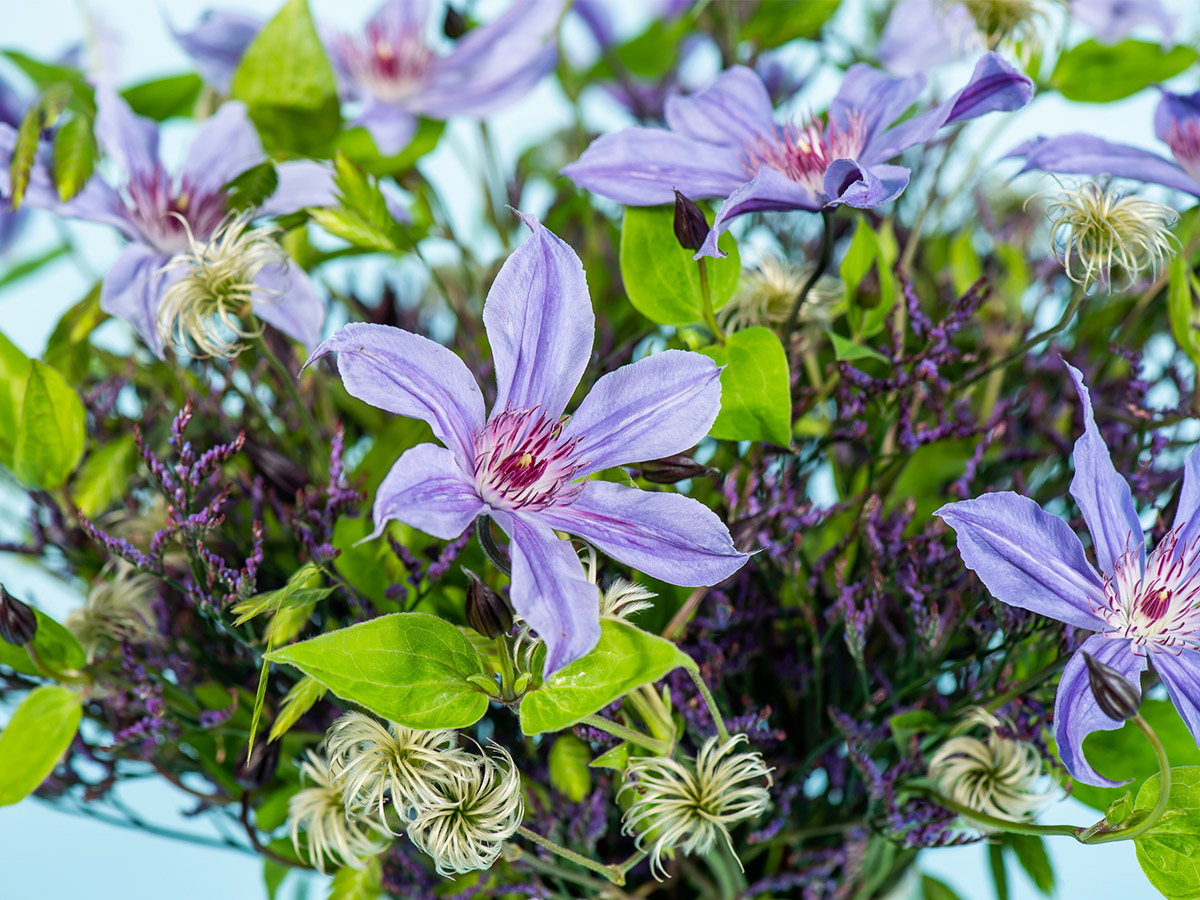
xmin=288 ymin=750 xmax=391 ymax=872
xmin=405 ymin=744 xmax=525 ymax=876
xmin=65 ymin=562 xmax=159 ymax=662
xmin=719 ymin=253 xmax=841 ymax=333
xmin=957 ymin=0 xmax=1061 ymax=56
xmin=620 ymin=735 xmax=773 ymax=880
xmin=579 ymin=546 xmax=656 ymax=622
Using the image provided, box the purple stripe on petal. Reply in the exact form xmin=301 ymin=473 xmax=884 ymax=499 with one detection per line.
xmin=371 ymin=443 xmax=483 ymax=541
xmin=495 ymin=510 xmax=601 ymax=676
xmin=306 ymin=322 xmax=485 ymax=469
xmin=94 ymin=88 xmax=160 ymax=180
xmin=1152 ymin=651 xmax=1200 ymax=751
xmin=663 ymin=66 xmax=776 ymax=146
xmin=484 ymin=213 xmax=593 ymax=421
xmin=259 ymin=160 xmax=338 ymax=217
xmin=1011 ymin=134 xmax=1200 ymax=197
xmin=562 ymin=349 xmax=722 ymax=475
xmin=697 ymin=167 xmax=819 ymax=259
xmin=541 ymin=481 xmax=748 ymax=587
xmin=1054 ymin=635 xmax=1146 ymax=787
xmin=935 ymin=493 xmax=1108 ymax=630
xmin=180 ymin=101 xmax=266 ymax=197
xmin=1066 ymin=362 xmax=1145 ymax=576
xmin=99 ymin=244 xmax=175 ymax=359
xmin=252 ymin=260 xmax=326 ymax=351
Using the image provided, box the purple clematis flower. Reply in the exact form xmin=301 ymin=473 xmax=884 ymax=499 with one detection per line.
xmin=561 ymin=53 xmax=1032 ymax=258
xmin=0 ymin=88 xmax=338 ymax=357
xmin=170 ymin=8 xmax=264 ymax=94
xmin=1011 ymin=87 xmax=1200 ymax=198
xmin=936 ymin=362 xmax=1200 ymax=787
xmin=0 ymin=74 xmax=28 ymax=255
xmin=307 ymin=214 xmax=749 ymax=675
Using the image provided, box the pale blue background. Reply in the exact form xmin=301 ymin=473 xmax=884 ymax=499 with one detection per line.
xmin=1 ymin=0 xmax=1194 ymax=897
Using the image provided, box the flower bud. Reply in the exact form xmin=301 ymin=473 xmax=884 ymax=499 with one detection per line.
xmin=244 ymin=442 xmax=309 ymax=497
xmin=464 ymin=570 xmax=512 ymax=639
xmin=1083 ymin=652 xmax=1141 ymax=721
xmin=673 ymin=189 xmax=709 ymax=252
xmin=443 ymin=5 xmax=467 ymax=38
xmin=639 ymin=453 xmax=716 ymax=484
xmin=235 ymin=737 xmax=281 ymax=792
xmin=0 ymin=585 xmax=37 ymax=647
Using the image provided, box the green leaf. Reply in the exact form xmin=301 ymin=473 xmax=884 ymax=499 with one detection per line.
xmin=921 ymin=875 xmax=966 ymax=900
xmin=8 ymin=100 xmax=41 ymax=209
xmin=888 ymin=710 xmax=938 ymax=751
xmin=1006 ymin=834 xmax=1054 ymax=896
xmin=830 ymin=332 xmax=889 ymax=365
xmin=1168 ymin=255 xmax=1200 ymax=367
xmin=263 ymin=858 xmax=290 ymax=900
xmin=988 ymin=840 xmax=1008 ymax=900
xmin=618 ymin=204 xmax=740 ymax=326
xmin=223 ymin=161 xmax=279 ymax=214
xmin=267 ymin=612 xmax=490 ymax=730
xmin=51 ymin=114 xmax=95 ymax=202
xmin=337 ymin=118 xmax=446 ymax=175
xmin=230 ymin=563 xmax=332 ymax=626
xmin=519 ymin=621 xmax=689 ymax=735
xmin=73 ymin=434 xmax=137 ymax=519
xmin=1051 ymin=40 xmax=1198 ymax=103
xmin=549 ymin=734 xmax=592 ymax=802
xmin=328 ymin=855 xmax=383 ymax=900
xmin=268 ymin=675 xmax=327 ymax=742
xmin=589 ymin=741 xmax=631 ymax=771
xmin=0 ymin=329 xmax=32 ymax=470
xmin=699 ymin=327 xmax=792 ymax=446
xmin=229 ymin=0 xmax=341 ymax=157
xmin=12 ymin=360 xmax=86 ymax=490
xmin=1134 ymin=767 xmax=1200 ymax=900
xmin=740 ymin=0 xmax=840 ymax=48
xmin=121 ymin=73 xmax=203 ymax=121
xmin=308 ymin=153 xmax=407 ymax=254
xmin=1106 ymin=791 xmax=1134 ymax=826
xmin=0 ymin=685 xmax=82 ymax=805
xmin=0 ymin=608 xmax=86 ymax=677
xmin=1 ymin=53 xmax=91 ymax=102
xmin=948 ymin=231 xmax=982 ymax=297
xmin=42 ymin=284 xmax=105 ymax=384
xmin=841 ymin=218 xmax=897 ymax=339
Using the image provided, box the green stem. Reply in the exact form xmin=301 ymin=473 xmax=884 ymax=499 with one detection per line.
xmin=475 ymin=518 xmax=511 ymax=576
xmin=580 ymin=713 xmax=671 ymax=755
xmin=698 ymin=259 xmax=726 ymax=344
xmin=625 ymin=686 xmax=675 ymax=749
xmin=1083 ymin=712 xmax=1171 ymax=844
xmin=685 ymin=661 xmax=731 ymax=742
xmin=968 ymin=285 xmax=1086 ymax=384
xmin=257 ymin=336 xmax=321 ymax=454
xmin=514 ymin=825 xmax=626 ymax=885
xmin=919 ymin=789 xmax=1083 ymax=839
xmin=785 ymin=208 xmax=835 ymax=343
xmin=493 ymin=634 xmax=517 ymax=701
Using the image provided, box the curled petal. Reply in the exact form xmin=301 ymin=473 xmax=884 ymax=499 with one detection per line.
xmin=664 ymin=66 xmax=776 ymax=146
xmin=251 ymin=260 xmax=326 ymax=350
xmin=372 ymin=444 xmax=484 ymax=541
xmin=697 ymin=167 xmax=820 ymax=259
xmin=823 ymin=160 xmax=910 ymax=209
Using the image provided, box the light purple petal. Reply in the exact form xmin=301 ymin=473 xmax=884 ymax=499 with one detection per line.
xmin=876 ymin=0 xmax=980 ymax=75
xmin=259 ymin=160 xmax=338 ymax=217
xmin=1065 ymin=362 xmax=1145 ymax=576
xmin=663 ymin=66 xmax=776 ymax=146
xmin=1071 ymin=0 xmax=1176 ymax=46
xmin=251 ymin=260 xmax=325 ymax=350
xmin=494 ymin=510 xmax=600 ymax=676
xmin=349 ymin=101 xmax=419 ymax=157
xmin=697 ymin=167 xmax=820 ymax=259
xmin=1010 ymin=134 xmax=1200 ymax=196
xmin=170 ymin=8 xmax=263 ymax=92
xmin=57 ymin=177 xmax=140 ymax=241
xmin=99 ymin=244 xmax=174 ymax=358
xmin=484 ymin=213 xmax=593 ymax=421
xmin=95 ymin=87 xmax=160 ymax=180
xmin=867 ymin=53 xmax=1033 ymax=163
xmin=823 ymin=160 xmax=910 ymax=209
xmin=306 ymin=322 xmax=485 ymax=469
xmin=1054 ymin=635 xmax=1147 ymax=787
xmin=934 ymin=493 xmax=1109 ymax=630
xmin=1155 ymin=88 xmax=1200 ymax=143
xmin=366 ymin=0 xmax=430 ymax=36
xmin=541 ymin=481 xmax=748 ymax=586
xmin=1152 ymin=651 xmax=1200 ymax=750
xmin=561 ymin=350 xmax=722 ymax=475
xmin=561 ymin=128 xmax=747 ymax=206
xmin=371 ymin=443 xmax=483 ymax=541
xmin=180 ymin=101 xmax=265 ymax=197
xmin=830 ymin=64 xmax=926 ymax=147
xmin=1172 ymin=444 xmax=1200 ymax=548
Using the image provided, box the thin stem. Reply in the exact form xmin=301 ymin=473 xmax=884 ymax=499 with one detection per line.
xmin=514 ymin=825 xmax=626 ymax=885
xmin=240 ymin=791 xmax=305 ymax=869
xmin=785 ymin=209 xmax=835 ymax=342
xmin=968 ymin=285 xmax=1086 ymax=384
xmin=918 ymin=789 xmax=1083 ymax=839
xmin=475 ymin=517 xmax=512 ymax=576
xmin=698 ymin=259 xmax=726 ymax=344
xmin=662 ymin=586 xmax=708 ymax=641
xmin=1083 ymin=713 xmax=1172 ymax=844
xmin=505 ymin=844 xmax=622 ymax=895
xmin=684 ymin=662 xmax=730 ymax=742
xmin=580 ymin=713 xmax=672 ymax=755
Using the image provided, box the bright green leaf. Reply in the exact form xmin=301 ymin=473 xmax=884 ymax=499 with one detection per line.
xmin=889 ymin=710 xmax=938 ymax=751
xmin=841 ymin=218 xmax=897 ymax=339
xmin=740 ymin=0 xmax=840 ymax=48
xmin=1168 ymin=255 xmax=1200 ymax=368
xmin=121 ymin=73 xmax=203 ymax=120
xmin=223 ymin=160 xmax=279 ymax=214
xmin=73 ymin=434 xmax=137 ymax=518
xmin=0 ymin=608 xmax=86 ymax=677
xmin=700 ymin=326 xmax=792 ymax=446
xmin=42 ymin=284 xmax=105 ymax=384
xmin=0 ymin=329 xmax=32 ymax=469
xmin=589 ymin=742 xmax=631 ymax=771
xmin=264 ymin=858 xmax=290 ymax=900
xmin=549 ymin=734 xmax=592 ymax=802
xmin=921 ymin=875 xmax=966 ymax=900
xmin=1134 ymin=766 xmax=1200 ymax=900
xmin=269 ymin=675 xmax=327 ymax=742
xmin=51 ymin=114 xmax=95 ymax=202
xmin=328 ymin=854 xmax=383 ymax=900
xmin=0 ymin=685 xmax=82 ymax=805
xmin=308 ymin=153 xmax=408 ymax=254
xmin=231 ymin=563 xmax=331 ymax=626
xmin=1052 ymin=40 xmax=1198 ymax=104
xmin=1006 ymin=834 xmax=1054 ymax=896
xmin=267 ymin=613 xmax=490 ymax=730
xmin=830 ymin=332 xmax=890 ymax=365
xmin=13 ymin=360 xmax=86 ymax=490
xmin=337 ymin=118 xmax=445 ymax=175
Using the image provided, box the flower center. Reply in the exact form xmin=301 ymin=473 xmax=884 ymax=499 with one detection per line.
xmin=742 ymin=111 xmax=867 ymax=198
xmin=337 ymin=22 xmax=435 ymax=104
xmin=1166 ymin=119 xmax=1200 ymax=185
xmin=124 ymin=167 xmax=229 ymax=254
xmin=1095 ymin=529 xmax=1200 ymax=654
xmin=473 ymin=409 xmax=587 ymax=511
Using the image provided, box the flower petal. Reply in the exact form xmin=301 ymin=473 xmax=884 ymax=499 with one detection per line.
xmin=1151 ymin=650 xmax=1200 ymax=750
xmin=830 ymin=64 xmax=927 ymax=147
xmin=934 ymin=493 xmax=1108 ymax=630
xmin=372 ymin=443 xmax=484 ymax=541
xmin=251 ymin=260 xmax=325 ymax=350
xmin=540 ymin=481 xmax=748 ymax=587
xmin=349 ymin=101 xmax=419 ymax=157
xmin=1155 ymin=88 xmax=1200 ymax=143
xmin=823 ymin=160 xmax=910 ymax=209
xmin=1072 ymin=0 xmax=1176 ymax=46
xmin=95 ymin=88 xmax=160 ymax=180
xmin=57 ymin=177 xmax=140 ymax=241
xmin=663 ymin=66 xmax=776 ymax=146
xmin=1172 ymin=444 xmax=1200 ymax=547
xmin=170 ymin=9 xmax=263 ymax=92
xmin=561 ymin=128 xmax=747 ymax=206
xmin=876 ymin=0 xmax=980 ymax=75
xmin=306 ymin=322 xmax=485 ymax=469
xmin=1065 ymin=361 xmax=1144 ymax=576
xmin=180 ymin=101 xmax=265 ymax=196
xmin=484 ymin=213 xmax=593 ymax=420
xmin=561 ymin=350 xmax=722 ymax=475
xmin=697 ymin=166 xmax=820 ymax=258
xmin=99 ymin=244 xmax=175 ymax=358
xmin=1009 ymin=134 xmax=1200 ymax=196
xmin=259 ymin=160 xmax=338 ymax=217
xmin=494 ymin=510 xmax=601 ymax=676
xmin=1054 ymin=635 xmax=1147 ymax=787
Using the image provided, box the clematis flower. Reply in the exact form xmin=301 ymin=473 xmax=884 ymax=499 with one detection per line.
xmin=0 ymin=74 xmax=29 ymax=255
xmin=307 ymin=214 xmax=748 ymax=674
xmin=173 ymin=0 xmax=564 ymax=156
xmin=936 ymin=362 xmax=1200 ymax=787
xmin=561 ymin=54 xmax=1032 ymax=258
xmin=1010 ymin=87 xmax=1200 ymax=198
xmin=0 ymin=89 xmax=336 ymax=358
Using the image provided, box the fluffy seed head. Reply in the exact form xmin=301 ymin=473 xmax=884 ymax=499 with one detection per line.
xmin=157 ymin=213 xmax=286 ymax=358
xmin=720 ymin=254 xmax=841 ymax=333
xmin=956 ymin=0 xmax=1061 ymax=55
xmin=620 ymin=735 xmax=773 ymax=880
xmin=579 ymin=546 xmax=655 ymax=622
xmin=405 ymin=745 xmax=525 ymax=876
xmin=66 ymin=562 xmax=159 ymax=661
xmin=288 ymin=750 xmax=391 ymax=873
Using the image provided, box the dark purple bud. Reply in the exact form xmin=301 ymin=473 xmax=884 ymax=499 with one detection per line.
xmin=443 ymin=5 xmax=467 ymax=38
xmin=639 ymin=453 xmax=718 ymax=484
xmin=244 ymin=442 xmax=309 ymax=498
xmin=0 ymin=585 xmax=37 ymax=647
xmin=464 ymin=570 xmax=512 ymax=639
xmin=673 ymin=189 xmax=709 ymax=252
xmin=1083 ymin=652 xmax=1140 ymax=721
xmin=729 ymin=512 xmax=768 ymax=554
xmin=235 ymin=737 xmax=281 ymax=792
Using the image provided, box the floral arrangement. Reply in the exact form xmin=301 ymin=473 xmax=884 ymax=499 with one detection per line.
xmin=2 ymin=1 xmax=1200 ymax=898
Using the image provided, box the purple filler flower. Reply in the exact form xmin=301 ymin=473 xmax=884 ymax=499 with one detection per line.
xmin=307 ymin=214 xmax=748 ymax=674
xmin=0 ymin=89 xmax=336 ymax=357
xmin=1011 ymin=87 xmax=1200 ymax=198
xmin=561 ymin=54 xmax=1032 ymax=258
xmin=936 ymin=362 xmax=1200 ymax=787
